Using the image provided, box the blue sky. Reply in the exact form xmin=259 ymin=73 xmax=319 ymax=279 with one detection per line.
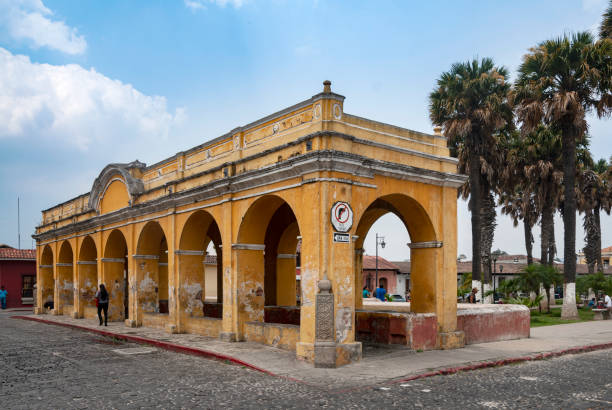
xmin=0 ymin=0 xmax=610 ymax=262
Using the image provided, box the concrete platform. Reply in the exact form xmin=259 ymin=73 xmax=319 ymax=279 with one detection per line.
xmin=359 ymin=301 xmax=530 ymax=348
xmin=12 ymin=312 xmax=612 ymax=390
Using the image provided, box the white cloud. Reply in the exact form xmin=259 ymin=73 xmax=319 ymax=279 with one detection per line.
xmin=0 ymin=0 xmax=86 ymax=54
xmin=0 ymin=47 xmax=185 ymax=150
xmin=184 ymin=0 xmax=245 ymax=11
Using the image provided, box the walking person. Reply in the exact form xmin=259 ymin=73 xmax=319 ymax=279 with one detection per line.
xmin=0 ymin=285 xmax=7 ymax=309
xmin=95 ymin=284 xmax=109 ymax=326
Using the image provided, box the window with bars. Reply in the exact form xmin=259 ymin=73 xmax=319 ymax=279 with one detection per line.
xmin=22 ymin=275 xmax=35 ymax=298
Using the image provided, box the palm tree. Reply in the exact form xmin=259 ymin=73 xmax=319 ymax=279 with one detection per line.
xmin=601 ymin=0 xmax=612 ymax=39
xmin=579 ymin=158 xmax=611 ymax=273
xmin=514 ymin=33 xmax=612 ymax=319
xmin=429 ymin=58 xmax=512 ymax=297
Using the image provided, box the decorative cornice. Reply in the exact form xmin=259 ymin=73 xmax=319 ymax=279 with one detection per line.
xmin=408 ymin=241 xmax=443 ymax=249
xmin=101 ymin=258 xmax=125 ymax=263
xmin=232 ymin=244 xmax=265 ymax=251
xmin=175 ymin=250 xmax=205 ymax=256
xmin=132 ymin=254 xmax=160 ymax=260
xmin=35 ymin=143 xmax=466 ymax=242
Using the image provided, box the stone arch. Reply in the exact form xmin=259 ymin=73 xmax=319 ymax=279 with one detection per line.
xmin=103 ymin=229 xmax=129 ymax=321
xmin=135 ymin=221 xmax=168 ymax=316
xmin=354 ymin=194 xmax=437 ymax=313
xmin=88 ymin=161 xmax=145 ymax=213
xmin=78 ymin=236 xmax=98 ymax=315
xmin=236 ymin=195 xmax=302 ymax=336
xmin=57 ymin=241 xmax=74 ymax=313
xmin=177 ymin=210 xmax=223 ymax=322
xmin=39 ymin=245 xmax=54 ymax=310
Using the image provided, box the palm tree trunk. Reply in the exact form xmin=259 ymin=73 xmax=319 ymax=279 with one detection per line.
xmin=561 ymin=127 xmax=578 ymax=320
xmin=470 ymin=150 xmax=483 ymax=295
xmin=540 ymin=203 xmax=553 ymax=266
xmin=595 ymin=208 xmax=603 ymax=273
xmin=524 ymin=218 xmax=534 ymax=265
xmin=548 ymin=215 xmax=556 ymax=266
xmin=481 ymin=190 xmax=496 ymax=303
xmin=584 ymin=209 xmax=596 ymax=274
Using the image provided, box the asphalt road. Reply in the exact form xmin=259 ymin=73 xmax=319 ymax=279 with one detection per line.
xmin=1 ymin=313 xmax=611 ymax=409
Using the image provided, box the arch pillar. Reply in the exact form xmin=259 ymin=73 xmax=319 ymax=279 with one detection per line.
xmin=175 ymin=250 xmax=205 ymax=332
xmin=233 ymin=244 xmax=265 ymax=340
xmin=219 ymin=201 xmax=236 ymax=342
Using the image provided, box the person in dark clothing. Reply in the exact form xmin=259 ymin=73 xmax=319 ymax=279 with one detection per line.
xmin=95 ymin=284 xmax=109 ymax=326
xmin=468 ymin=287 xmax=478 ymax=303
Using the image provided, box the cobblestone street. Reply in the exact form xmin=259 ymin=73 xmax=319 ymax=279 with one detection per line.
xmin=2 ymin=314 xmax=611 ymax=409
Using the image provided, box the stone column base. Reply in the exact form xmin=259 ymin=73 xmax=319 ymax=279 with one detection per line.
xmin=52 ymin=309 xmax=61 ymax=315
xmin=219 ymin=332 xmax=237 ymax=342
xmin=72 ymin=311 xmax=82 ymax=319
xmin=125 ymin=319 xmax=138 ymax=328
xmin=34 ymin=307 xmax=45 ymax=314
xmin=303 ymin=341 xmax=363 ymax=368
xmin=438 ymin=330 xmax=465 ymax=350
xmin=314 ymin=341 xmax=336 ymax=368
xmin=166 ymin=324 xmax=179 ymax=334
xmin=336 ymin=342 xmax=362 ymax=367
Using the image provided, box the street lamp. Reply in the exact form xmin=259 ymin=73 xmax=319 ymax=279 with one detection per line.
xmin=375 ymin=233 xmax=386 ymax=292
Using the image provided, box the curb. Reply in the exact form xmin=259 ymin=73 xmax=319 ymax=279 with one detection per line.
xmin=11 ymin=315 xmax=276 ymax=377
xmin=393 ymin=342 xmax=612 ymax=384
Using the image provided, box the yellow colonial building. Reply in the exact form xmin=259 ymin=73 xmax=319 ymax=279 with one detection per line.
xmin=34 ymin=82 xmax=466 ymax=367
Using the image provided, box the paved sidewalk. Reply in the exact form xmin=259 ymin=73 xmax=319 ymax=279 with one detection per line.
xmin=12 ymin=313 xmax=612 ymax=390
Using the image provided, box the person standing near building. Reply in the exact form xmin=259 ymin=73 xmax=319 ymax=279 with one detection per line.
xmin=362 ymin=286 xmax=371 ymax=298
xmin=468 ymin=287 xmax=478 ymax=303
xmin=95 ymin=284 xmax=109 ymax=326
xmin=0 ymin=285 xmax=7 ymax=309
xmin=605 ymin=292 xmax=612 ymax=313
xmin=375 ymin=281 xmax=386 ymax=302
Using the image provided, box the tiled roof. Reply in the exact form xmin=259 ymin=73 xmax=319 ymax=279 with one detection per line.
xmin=0 ymin=246 xmax=36 ymax=260
xmin=392 ymin=261 xmax=411 ymax=274
xmin=602 ymin=246 xmax=612 ymax=253
xmin=363 ymin=255 xmax=400 ymax=271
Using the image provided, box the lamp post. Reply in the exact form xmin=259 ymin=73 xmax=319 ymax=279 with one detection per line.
xmin=375 ymin=233 xmax=386 ymax=292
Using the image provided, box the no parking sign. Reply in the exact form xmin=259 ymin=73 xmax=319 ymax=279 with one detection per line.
xmin=330 ymin=201 xmax=353 ymax=233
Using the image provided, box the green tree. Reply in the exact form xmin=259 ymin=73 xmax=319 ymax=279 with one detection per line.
xmin=429 ymin=58 xmax=512 ymax=295
xmin=601 ymin=0 xmax=612 ymax=39
xmin=513 ymin=33 xmax=612 ymax=319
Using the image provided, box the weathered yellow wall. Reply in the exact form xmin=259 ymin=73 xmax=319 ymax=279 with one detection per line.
xmin=100 ymin=179 xmax=130 ymax=215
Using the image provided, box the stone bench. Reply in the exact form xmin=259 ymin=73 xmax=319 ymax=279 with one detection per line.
xmin=592 ymin=308 xmax=610 ymax=320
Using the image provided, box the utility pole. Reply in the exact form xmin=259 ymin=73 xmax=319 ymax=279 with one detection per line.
xmin=17 ymin=196 xmax=21 ymax=249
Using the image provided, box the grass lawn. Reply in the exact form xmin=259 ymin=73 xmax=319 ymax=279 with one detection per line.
xmin=530 ymin=307 xmax=594 ymax=327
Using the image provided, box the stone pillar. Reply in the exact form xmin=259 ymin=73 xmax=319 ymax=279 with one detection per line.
xmin=314 ymin=276 xmax=336 ymax=368
xmin=354 ymin=248 xmax=364 ymax=309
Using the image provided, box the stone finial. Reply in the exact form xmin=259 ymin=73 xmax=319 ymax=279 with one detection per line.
xmin=323 ymin=80 xmax=332 ymax=94
xmin=318 ymin=275 xmax=332 ymax=294
xmin=433 ymin=126 xmax=443 ymax=136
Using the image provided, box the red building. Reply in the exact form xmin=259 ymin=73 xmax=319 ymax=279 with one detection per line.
xmin=362 ymin=255 xmax=400 ymax=294
xmin=0 ymin=244 xmax=36 ymax=308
